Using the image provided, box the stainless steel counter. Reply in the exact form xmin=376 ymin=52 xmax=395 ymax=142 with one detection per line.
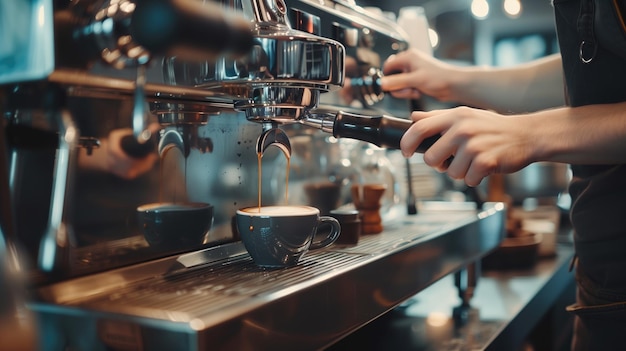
xmin=328 ymin=243 xmax=576 ymax=351
xmin=30 ymin=202 xmax=505 ymax=351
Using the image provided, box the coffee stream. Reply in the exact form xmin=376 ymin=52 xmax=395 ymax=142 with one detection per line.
xmin=160 ymin=139 xmax=292 ymax=215
xmin=257 ymin=152 xmax=262 ymax=212
xmin=159 ymin=134 xmax=292 ymax=214
xmin=159 ymin=147 xmax=187 ymax=204
xmin=257 ymin=150 xmax=290 ymax=213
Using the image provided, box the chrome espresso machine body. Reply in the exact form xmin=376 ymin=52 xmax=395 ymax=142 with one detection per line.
xmin=0 ymin=1 xmax=506 ymax=350
xmin=1 ymin=0 xmax=409 ymax=279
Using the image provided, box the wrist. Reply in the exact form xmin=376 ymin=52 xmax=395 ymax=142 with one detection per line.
xmin=448 ymin=65 xmax=485 ymax=104
xmin=523 ymin=111 xmax=561 ymax=163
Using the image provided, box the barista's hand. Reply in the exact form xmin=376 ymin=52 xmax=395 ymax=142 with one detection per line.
xmin=401 ymin=106 xmax=535 ymax=187
xmin=380 ymin=48 xmax=463 ymax=102
xmin=79 ymin=123 xmax=160 ymax=180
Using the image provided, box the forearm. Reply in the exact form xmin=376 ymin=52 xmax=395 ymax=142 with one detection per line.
xmin=528 ymin=102 xmax=626 ymax=165
xmin=452 ymin=54 xmax=565 ymax=114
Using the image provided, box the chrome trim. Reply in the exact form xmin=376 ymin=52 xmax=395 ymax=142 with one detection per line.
xmin=48 ymin=69 xmax=233 ymax=103
xmin=295 ymin=0 xmax=409 ymax=45
xmin=38 ymin=110 xmax=78 ymax=273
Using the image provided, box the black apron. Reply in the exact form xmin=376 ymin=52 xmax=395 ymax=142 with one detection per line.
xmin=553 ymin=0 xmax=626 ymax=349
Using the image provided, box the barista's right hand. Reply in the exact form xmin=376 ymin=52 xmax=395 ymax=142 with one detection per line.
xmin=78 ymin=123 xmax=160 ymax=180
xmin=380 ymin=48 xmax=464 ymax=102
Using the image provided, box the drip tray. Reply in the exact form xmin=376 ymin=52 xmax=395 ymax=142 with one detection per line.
xmin=33 ymin=202 xmax=506 ymax=351
xmin=82 ymin=250 xmax=369 ymax=321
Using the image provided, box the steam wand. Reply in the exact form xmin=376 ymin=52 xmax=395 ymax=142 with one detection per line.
xmin=120 ymin=64 xmax=157 ymax=159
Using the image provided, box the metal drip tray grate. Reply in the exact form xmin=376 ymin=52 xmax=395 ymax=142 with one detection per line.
xmin=79 ymin=248 xmax=369 ymax=321
xmin=72 ymin=211 xmax=476 ymax=322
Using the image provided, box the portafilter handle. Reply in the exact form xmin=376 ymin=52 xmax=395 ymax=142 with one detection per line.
xmin=303 ymin=111 xmax=440 ymax=153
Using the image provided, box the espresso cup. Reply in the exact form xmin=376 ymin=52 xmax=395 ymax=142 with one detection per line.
xmin=137 ymin=202 xmax=213 ymax=249
xmin=236 ymin=205 xmax=341 ymax=268
xmin=303 ymin=182 xmax=342 ymax=215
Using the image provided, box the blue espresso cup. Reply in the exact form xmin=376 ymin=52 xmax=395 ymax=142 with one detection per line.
xmin=137 ymin=202 xmax=213 ymax=249
xmin=236 ymin=205 xmax=341 ymax=268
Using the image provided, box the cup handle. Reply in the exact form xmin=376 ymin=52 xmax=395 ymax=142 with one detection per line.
xmin=309 ymin=216 xmax=341 ymax=250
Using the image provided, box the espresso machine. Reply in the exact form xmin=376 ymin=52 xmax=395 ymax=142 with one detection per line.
xmin=0 ymin=1 xmax=505 ymax=350
xmin=1 ymin=0 xmax=414 ymax=278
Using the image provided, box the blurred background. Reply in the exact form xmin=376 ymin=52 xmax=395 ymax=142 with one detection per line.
xmin=360 ymin=0 xmax=557 ymax=67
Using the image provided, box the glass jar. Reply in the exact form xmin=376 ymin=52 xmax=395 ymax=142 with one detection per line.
xmin=351 ymin=143 xmax=399 ymax=214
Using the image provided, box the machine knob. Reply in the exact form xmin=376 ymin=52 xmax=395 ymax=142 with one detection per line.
xmin=351 ymin=67 xmax=384 ymax=106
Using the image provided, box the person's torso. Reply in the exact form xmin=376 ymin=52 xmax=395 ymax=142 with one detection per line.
xmin=553 ymin=0 xmax=626 ymax=288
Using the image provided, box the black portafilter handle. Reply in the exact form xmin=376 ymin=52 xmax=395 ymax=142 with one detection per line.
xmin=332 ymin=111 xmax=440 ymax=153
xmin=131 ymin=0 xmax=255 ymax=58
xmin=120 ymin=134 xmax=156 ymax=159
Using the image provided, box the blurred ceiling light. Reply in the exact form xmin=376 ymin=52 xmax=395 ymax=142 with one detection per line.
xmin=503 ymin=0 xmax=522 ymax=18
xmin=471 ymin=0 xmax=490 ymax=20
xmin=426 ymin=311 xmax=449 ymax=327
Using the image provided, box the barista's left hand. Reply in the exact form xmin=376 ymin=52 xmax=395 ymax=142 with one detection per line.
xmin=401 ymin=106 xmax=535 ymax=187
xmin=79 ymin=123 xmax=160 ymax=180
